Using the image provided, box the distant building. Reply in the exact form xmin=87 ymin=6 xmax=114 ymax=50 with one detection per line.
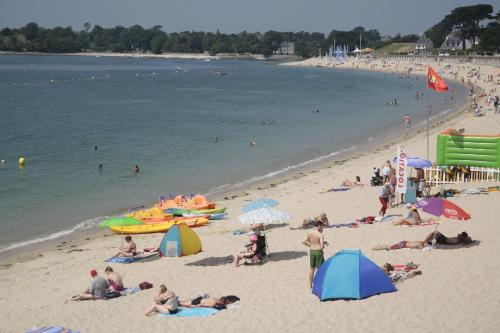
xmin=441 ymin=31 xmax=478 ymax=51
xmin=273 ymin=41 xmax=295 ymax=55
xmin=415 ymin=36 xmax=433 ymax=54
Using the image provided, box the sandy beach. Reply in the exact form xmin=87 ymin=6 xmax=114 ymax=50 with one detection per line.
xmin=1 ymin=56 xmax=499 ymax=333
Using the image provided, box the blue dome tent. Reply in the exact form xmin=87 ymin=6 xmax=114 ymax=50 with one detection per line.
xmin=312 ymin=249 xmax=396 ymax=301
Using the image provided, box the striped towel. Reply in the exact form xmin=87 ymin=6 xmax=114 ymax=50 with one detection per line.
xmin=26 ymin=327 xmax=79 ymax=333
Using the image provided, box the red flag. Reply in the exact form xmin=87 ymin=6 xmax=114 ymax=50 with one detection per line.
xmin=427 ymin=66 xmax=448 ymax=92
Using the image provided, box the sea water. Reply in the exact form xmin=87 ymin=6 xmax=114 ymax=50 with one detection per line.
xmin=0 ymin=55 xmax=466 ymax=252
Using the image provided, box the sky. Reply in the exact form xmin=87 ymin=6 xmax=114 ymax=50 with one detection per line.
xmin=0 ymin=0 xmax=497 ymax=35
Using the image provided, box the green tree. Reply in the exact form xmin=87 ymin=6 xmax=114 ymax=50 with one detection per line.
xmin=478 ymin=11 xmax=500 ymax=53
xmin=426 ymin=4 xmax=494 ymax=49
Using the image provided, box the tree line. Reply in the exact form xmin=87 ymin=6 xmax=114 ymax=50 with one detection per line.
xmin=0 ymin=4 xmax=498 ymax=57
xmin=0 ymin=23 xmax=388 ymax=57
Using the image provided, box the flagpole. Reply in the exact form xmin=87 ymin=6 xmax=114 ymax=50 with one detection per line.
xmin=426 ymin=67 xmax=431 ymax=160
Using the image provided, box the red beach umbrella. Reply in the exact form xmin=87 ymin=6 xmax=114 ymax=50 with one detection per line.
xmin=415 ymin=198 xmax=471 ymax=220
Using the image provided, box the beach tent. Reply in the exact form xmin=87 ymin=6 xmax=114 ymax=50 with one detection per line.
xmin=159 ymin=224 xmax=202 ymax=257
xmin=313 ymin=249 xmax=396 ymax=301
xmin=352 ymin=48 xmax=361 ymax=54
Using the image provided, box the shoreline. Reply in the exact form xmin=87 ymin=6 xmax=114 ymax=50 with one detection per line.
xmin=0 ymin=59 xmax=469 ymax=264
xmin=0 ymin=50 xmax=301 ymax=61
xmin=1 ymin=56 xmax=499 ymax=333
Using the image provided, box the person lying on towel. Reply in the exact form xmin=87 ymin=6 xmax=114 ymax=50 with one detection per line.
xmin=179 ymin=295 xmax=240 ymax=310
xmin=290 ymin=212 xmax=329 ymax=230
xmin=373 ymin=231 xmax=474 ymax=250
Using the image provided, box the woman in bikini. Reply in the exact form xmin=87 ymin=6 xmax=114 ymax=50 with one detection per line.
xmin=392 ymin=204 xmax=425 ymax=226
xmin=114 ymin=235 xmax=137 ymax=257
xmin=373 ymin=231 xmax=474 ymax=250
xmin=104 ymin=266 xmax=124 ymax=292
xmin=341 ymin=176 xmax=362 ymax=188
xmin=145 ymin=285 xmax=179 ymax=316
xmin=233 ymin=234 xmax=258 ymax=267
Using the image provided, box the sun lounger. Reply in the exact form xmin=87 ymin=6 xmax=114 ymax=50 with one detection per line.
xmin=159 ymin=307 xmax=219 ymax=318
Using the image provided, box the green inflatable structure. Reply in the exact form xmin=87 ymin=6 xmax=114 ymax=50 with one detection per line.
xmin=436 ymin=129 xmax=500 ymax=168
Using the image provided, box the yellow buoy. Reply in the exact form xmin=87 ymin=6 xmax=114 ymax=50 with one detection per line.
xmin=18 ymin=157 xmax=25 ymax=166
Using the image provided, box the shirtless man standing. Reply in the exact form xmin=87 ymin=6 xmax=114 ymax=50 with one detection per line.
xmin=114 ymin=235 xmax=137 ymax=257
xmin=302 ymin=220 xmax=328 ymax=289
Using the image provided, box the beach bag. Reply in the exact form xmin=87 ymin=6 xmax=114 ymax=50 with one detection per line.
xmin=139 ymin=281 xmax=153 ymax=290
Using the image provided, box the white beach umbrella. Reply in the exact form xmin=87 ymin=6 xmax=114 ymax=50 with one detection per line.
xmin=238 ymin=207 xmax=290 ymax=225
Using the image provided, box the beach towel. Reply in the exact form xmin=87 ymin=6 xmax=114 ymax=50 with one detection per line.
xmin=159 ymin=307 xmax=219 ymax=318
xmin=120 ymin=287 xmax=142 ymax=296
xmin=389 ymin=263 xmax=421 ymax=282
xmin=328 ymin=222 xmax=359 ymax=228
xmin=106 ymin=252 xmax=159 ymax=263
xmin=26 ymin=327 xmax=79 ymax=333
xmin=392 ymin=263 xmax=419 ymax=272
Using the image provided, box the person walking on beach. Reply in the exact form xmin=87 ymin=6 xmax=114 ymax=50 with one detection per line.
xmin=302 ymin=220 xmax=328 ymax=289
xmin=403 ymin=114 xmax=412 ymax=128
xmin=494 ymin=96 xmax=499 ymax=114
xmin=378 ymin=181 xmax=391 ymax=219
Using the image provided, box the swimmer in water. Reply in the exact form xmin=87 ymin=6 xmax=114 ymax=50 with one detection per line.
xmin=98 ymin=164 xmax=103 ymax=171
xmin=134 ymin=165 xmax=140 ymax=173
xmin=250 ymin=141 xmax=257 ymax=147
xmin=214 ymin=136 xmax=219 ymax=142
xmin=94 ymin=146 xmax=98 ymax=151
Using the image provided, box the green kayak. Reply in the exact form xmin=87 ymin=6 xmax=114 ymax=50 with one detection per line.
xmin=99 ymin=216 xmax=143 ymax=228
xmin=166 ymin=207 xmax=226 ymax=216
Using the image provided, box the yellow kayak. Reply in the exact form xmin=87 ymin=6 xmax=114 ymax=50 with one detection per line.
xmin=109 ymin=217 xmax=209 ymax=235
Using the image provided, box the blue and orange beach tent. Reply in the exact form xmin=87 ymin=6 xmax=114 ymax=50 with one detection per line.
xmin=159 ymin=224 xmax=202 ymax=257
xmin=312 ymin=249 xmax=396 ymax=301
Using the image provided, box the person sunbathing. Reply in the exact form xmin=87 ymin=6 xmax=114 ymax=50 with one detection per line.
xmin=233 ymin=234 xmax=258 ymax=267
xmin=104 ymin=266 xmax=123 ymax=292
xmin=380 ymin=263 xmax=422 ymax=282
xmin=290 ymin=213 xmax=329 ymax=230
xmin=114 ymin=235 xmax=137 ymax=257
xmin=392 ymin=204 xmax=425 ymax=226
xmin=341 ymin=176 xmax=362 ymax=187
xmin=144 ymin=284 xmax=179 ymax=316
xmin=178 ymin=296 xmax=229 ymax=310
xmin=373 ymin=231 xmax=474 ymax=250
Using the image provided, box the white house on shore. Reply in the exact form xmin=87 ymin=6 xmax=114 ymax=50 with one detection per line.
xmin=415 ymin=36 xmax=433 ymax=54
xmin=273 ymin=41 xmax=295 ymax=55
xmin=441 ymin=31 xmax=478 ymax=50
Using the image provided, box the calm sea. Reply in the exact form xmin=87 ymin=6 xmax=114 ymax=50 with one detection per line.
xmin=0 ymin=55 xmax=466 ymax=252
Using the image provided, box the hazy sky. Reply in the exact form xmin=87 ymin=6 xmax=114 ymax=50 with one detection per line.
xmin=0 ymin=0 xmax=496 ymax=35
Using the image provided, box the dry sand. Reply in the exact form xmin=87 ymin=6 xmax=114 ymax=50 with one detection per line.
xmin=1 ymin=57 xmax=499 ymax=333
